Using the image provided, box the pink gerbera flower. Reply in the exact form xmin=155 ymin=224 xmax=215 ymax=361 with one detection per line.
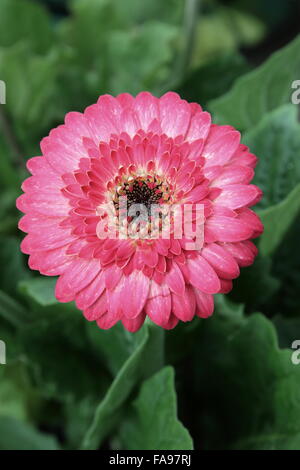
xmin=17 ymin=92 xmax=263 ymax=332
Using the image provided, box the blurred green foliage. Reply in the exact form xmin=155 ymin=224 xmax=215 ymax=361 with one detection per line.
xmin=0 ymin=0 xmax=300 ymax=450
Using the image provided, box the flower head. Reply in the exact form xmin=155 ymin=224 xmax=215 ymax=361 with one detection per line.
xmin=17 ymin=92 xmax=263 ymax=332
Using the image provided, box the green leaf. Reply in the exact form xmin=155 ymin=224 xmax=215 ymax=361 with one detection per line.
xmin=0 ymin=237 xmax=31 ymax=296
xmin=86 ymin=321 xmax=146 ymax=376
xmin=258 ymin=182 xmax=300 ymax=256
xmin=0 ymin=0 xmax=54 ymax=54
xmin=0 ymin=416 xmax=59 ymax=450
xmin=228 ymin=255 xmax=280 ymax=311
xmin=19 ymin=278 xmax=57 ymax=308
xmin=112 ymin=0 xmax=183 ymax=26
xmin=0 ymin=361 xmax=39 ymax=422
xmin=106 ymin=22 xmax=178 ymax=95
xmin=81 ymin=323 xmax=164 ymax=450
xmin=244 ymin=105 xmax=300 ymax=208
xmin=18 ymin=279 xmax=110 ymax=403
xmin=0 ymin=43 xmax=60 ymax=131
xmin=194 ymin=309 xmax=300 ymax=450
xmin=192 ymin=7 xmax=265 ymax=68
xmin=272 ymin=315 xmax=300 ymax=349
xmin=18 ymin=307 xmax=109 ymax=402
xmin=119 ymin=367 xmax=193 ymax=450
xmin=0 ymin=290 xmax=30 ymax=327
xmin=209 ymin=34 xmax=300 ymax=130
xmin=177 ymin=53 xmax=250 ymax=106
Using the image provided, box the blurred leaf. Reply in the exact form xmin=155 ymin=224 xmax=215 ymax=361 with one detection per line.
xmin=18 ymin=279 xmax=109 ymax=402
xmin=18 ymin=307 xmax=108 ymax=402
xmin=0 ymin=416 xmax=59 ymax=450
xmin=113 ymin=0 xmax=183 ymax=26
xmin=61 ymin=0 xmax=118 ymax=67
xmin=0 ymin=290 xmax=30 ymax=327
xmin=0 ymin=237 xmax=31 ymax=297
xmin=19 ymin=278 xmax=57 ymax=308
xmin=244 ymin=105 xmax=300 ymax=208
xmin=272 ymin=315 xmax=300 ymax=349
xmin=192 ymin=7 xmax=265 ymax=68
xmin=0 ymin=43 xmax=60 ymax=131
xmin=86 ymin=321 xmax=145 ymax=376
xmin=228 ymin=255 xmax=280 ymax=311
xmin=82 ymin=323 xmax=164 ymax=449
xmin=177 ymin=53 xmax=250 ymax=106
xmin=194 ymin=310 xmax=300 ymax=450
xmin=0 ymin=0 xmax=54 ymax=54
xmin=0 ymin=140 xmax=21 ymax=189
xmin=258 ymin=182 xmax=300 ymax=256
xmin=268 ymin=215 xmax=300 ymax=316
xmin=0 ymin=362 xmax=38 ymax=422
xmin=120 ymin=367 xmax=193 ymax=450
xmin=107 ymin=22 xmax=178 ymax=95
xmin=209 ymin=34 xmax=300 ymax=130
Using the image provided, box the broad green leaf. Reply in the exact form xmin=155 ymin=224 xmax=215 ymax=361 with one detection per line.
xmin=0 ymin=416 xmax=59 ymax=450
xmin=209 ymin=34 xmax=300 ymax=130
xmin=244 ymin=105 xmax=300 ymax=208
xmin=194 ymin=309 xmax=300 ymax=450
xmin=0 ymin=0 xmax=54 ymax=54
xmin=119 ymin=367 xmax=193 ymax=450
xmin=258 ymin=182 xmax=300 ymax=256
xmin=81 ymin=323 xmax=164 ymax=450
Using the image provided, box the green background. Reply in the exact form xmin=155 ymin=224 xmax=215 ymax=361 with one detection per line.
xmin=0 ymin=0 xmax=300 ymax=450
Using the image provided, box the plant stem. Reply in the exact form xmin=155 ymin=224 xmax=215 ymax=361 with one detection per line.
xmin=177 ymin=0 xmax=200 ymax=83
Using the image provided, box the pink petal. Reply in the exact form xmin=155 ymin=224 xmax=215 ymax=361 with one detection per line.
xmin=122 ymin=271 xmax=150 ymax=319
xmin=222 ymin=241 xmax=258 ymax=267
xmin=194 ymin=289 xmax=214 ymax=318
xmin=172 ymin=286 xmax=196 ymax=321
xmin=201 ymin=243 xmax=240 ymax=280
xmin=205 ymin=216 xmax=253 ymax=242
xmin=121 ymin=312 xmax=146 ymax=332
xmin=55 ymin=258 xmax=101 ymax=302
xmin=97 ymin=310 xmax=120 ymax=329
xmin=76 ymin=270 xmax=105 ymax=310
xmin=134 ymin=92 xmax=160 ymax=131
xmin=186 ymin=111 xmax=211 ymax=141
xmin=165 ymin=262 xmax=185 ymax=295
xmin=203 ymin=127 xmax=240 ymax=167
xmin=145 ymin=282 xmax=171 ymax=327
xmin=159 ymin=92 xmax=191 ymax=137
xmin=213 ymin=184 xmax=262 ymax=210
xmin=187 ymin=255 xmax=221 ymax=294
xmin=84 ymin=291 xmax=107 ymax=321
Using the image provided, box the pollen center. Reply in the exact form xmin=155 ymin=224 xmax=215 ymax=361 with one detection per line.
xmin=113 ymin=175 xmax=171 ymax=214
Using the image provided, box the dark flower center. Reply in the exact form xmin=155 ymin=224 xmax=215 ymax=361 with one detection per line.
xmin=113 ymin=175 xmax=171 ymax=215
